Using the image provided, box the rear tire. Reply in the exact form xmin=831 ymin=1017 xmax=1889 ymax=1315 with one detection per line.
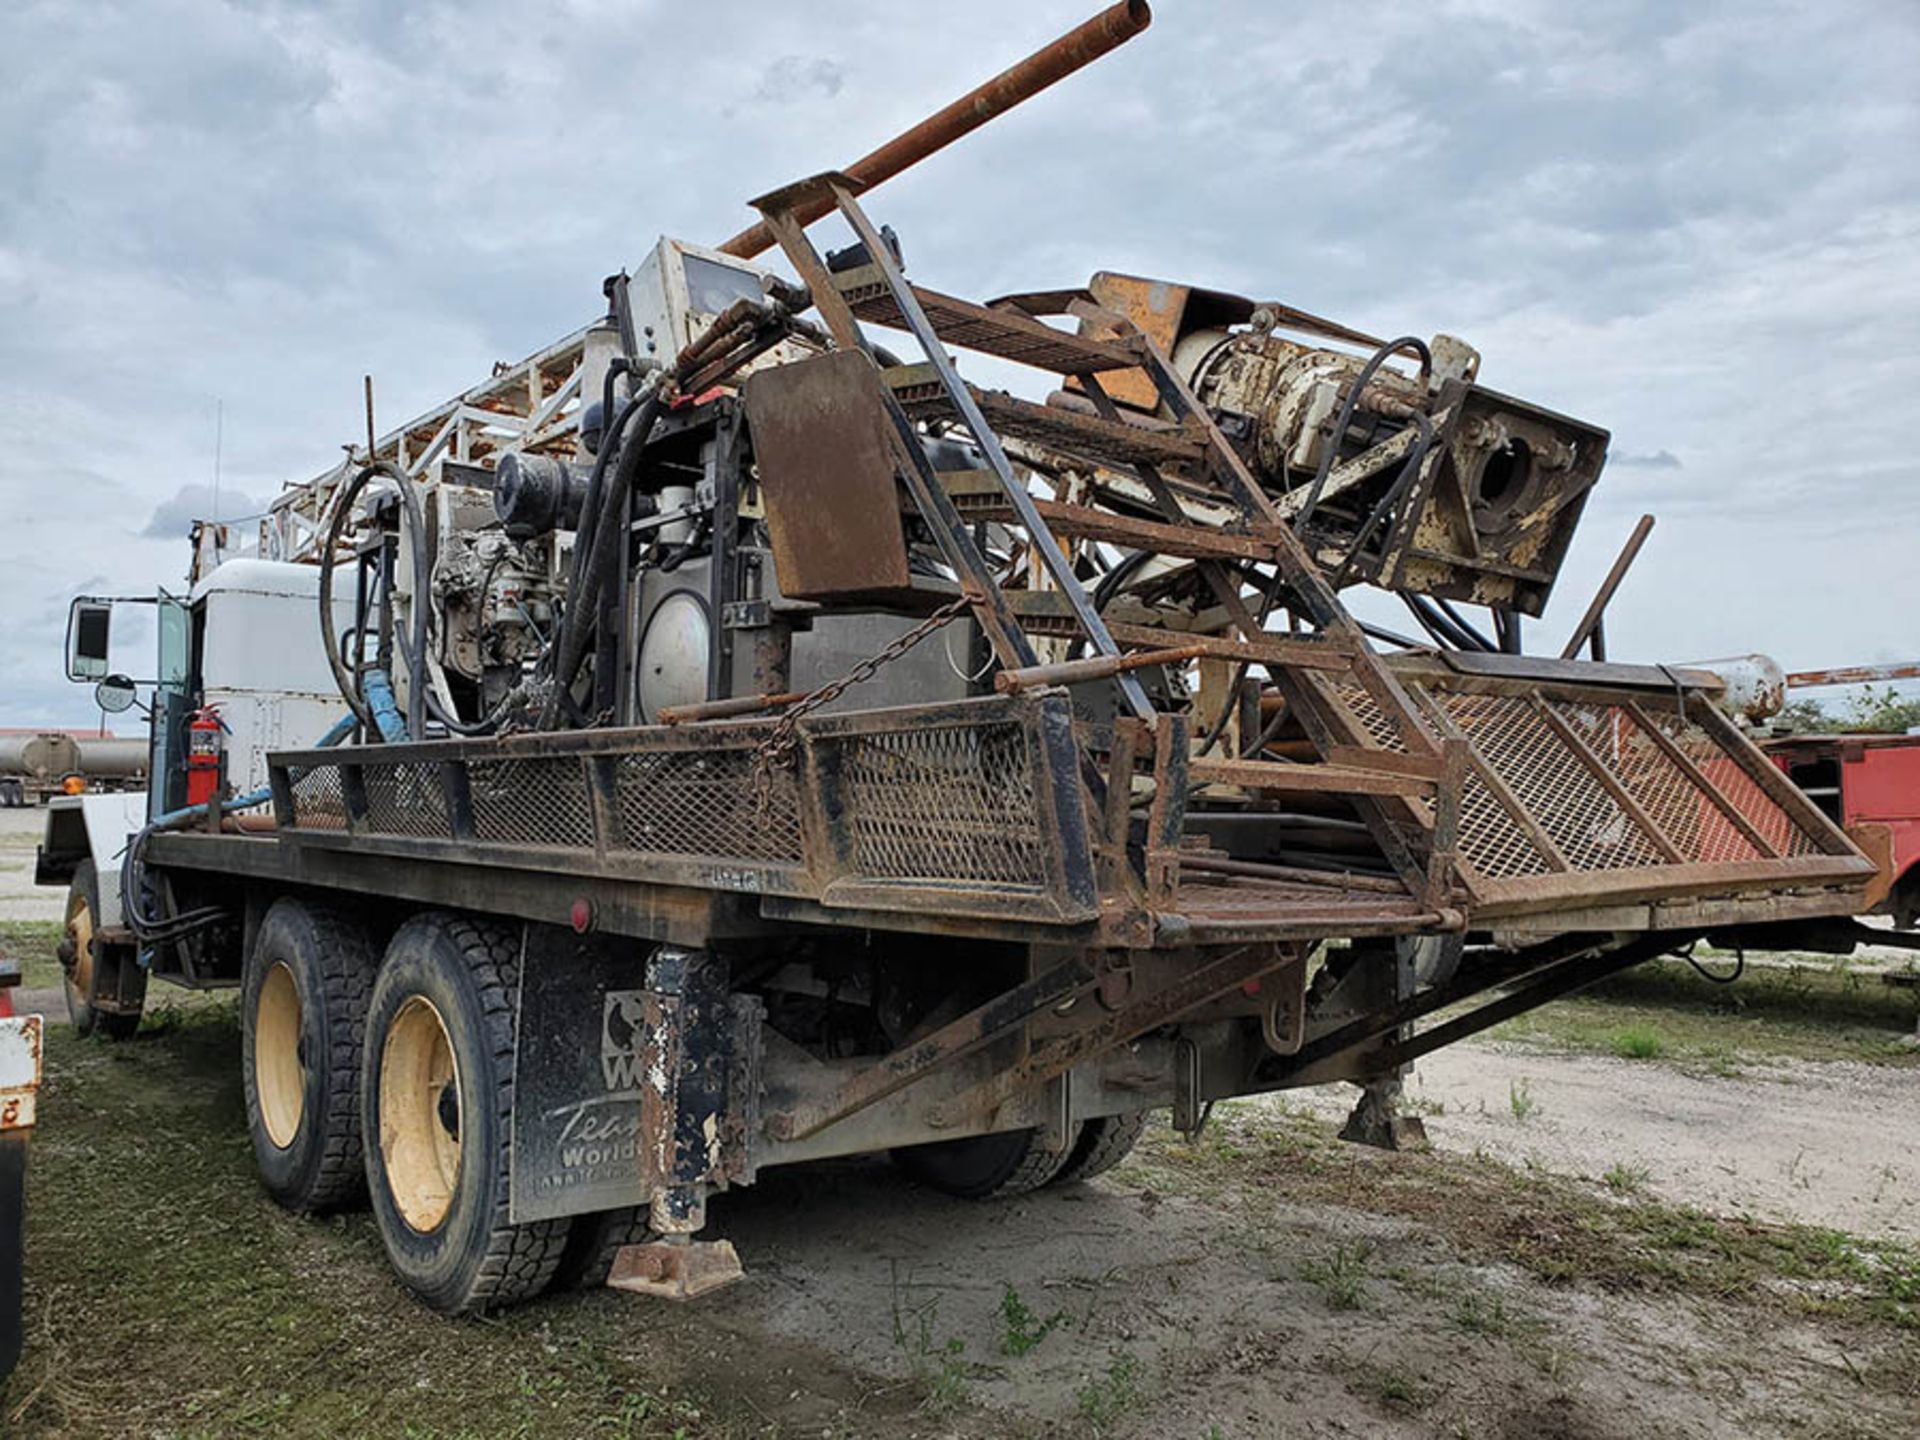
xmin=242 ymin=898 xmax=378 ymax=1212
xmin=362 ymin=913 xmax=566 ymax=1315
xmin=1048 ymin=1112 xmax=1146 ymax=1186
xmin=550 ymin=1206 xmax=652 ymax=1291
xmin=59 ymin=859 xmax=144 ymax=1040
xmin=892 ymin=1127 xmax=1074 ymax=1200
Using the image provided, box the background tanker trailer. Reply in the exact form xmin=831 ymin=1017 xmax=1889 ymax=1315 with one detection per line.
xmin=0 ymin=731 xmax=146 ymax=807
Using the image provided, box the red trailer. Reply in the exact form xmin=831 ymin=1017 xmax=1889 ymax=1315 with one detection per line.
xmin=1765 ymin=732 xmax=1920 ymax=929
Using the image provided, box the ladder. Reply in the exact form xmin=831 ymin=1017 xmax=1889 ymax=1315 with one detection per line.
xmin=747 ymin=172 xmax=1459 ymax=904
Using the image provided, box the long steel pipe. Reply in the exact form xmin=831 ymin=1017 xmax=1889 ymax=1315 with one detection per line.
xmin=717 ymin=1 xmax=1152 ymax=259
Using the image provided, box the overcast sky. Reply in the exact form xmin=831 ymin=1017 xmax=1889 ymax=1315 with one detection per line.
xmin=3 ymin=0 xmax=1917 ymax=730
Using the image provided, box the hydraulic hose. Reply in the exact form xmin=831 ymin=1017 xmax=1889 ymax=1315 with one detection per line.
xmin=1295 ymin=336 xmax=1433 ymax=528
xmin=542 ymin=385 xmax=665 ymax=726
xmin=318 ymin=463 xmax=415 ymax=740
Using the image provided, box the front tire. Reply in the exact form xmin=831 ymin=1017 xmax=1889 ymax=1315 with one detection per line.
xmin=361 ymin=913 xmax=566 ymax=1315
xmin=59 ymin=859 xmax=144 ymax=1040
xmin=242 ymin=898 xmax=378 ymax=1212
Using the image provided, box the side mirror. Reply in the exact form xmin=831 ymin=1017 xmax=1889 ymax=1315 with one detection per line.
xmin=66 ymin=599 xmax=113 ymax=681
xmin=94 ymin=675 xmax=138 ymax=714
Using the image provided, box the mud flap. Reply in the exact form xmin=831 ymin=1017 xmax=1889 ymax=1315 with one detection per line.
xmin=510 ymin=929 xmax=761 ymax=1225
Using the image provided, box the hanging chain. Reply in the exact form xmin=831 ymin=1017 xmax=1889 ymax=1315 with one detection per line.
xmin=751 ymin=594 xmax=974 ymax=815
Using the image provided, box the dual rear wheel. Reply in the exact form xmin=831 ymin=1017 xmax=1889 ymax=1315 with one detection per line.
xmin=241 ymin=905 xmax=563 ymax=1313
xmin=241 ymin=902 xmax=1149 ymax=1314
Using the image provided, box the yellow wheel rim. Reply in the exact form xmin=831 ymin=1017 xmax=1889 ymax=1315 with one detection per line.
xmin=64 ymin=889 xmax=95 ymax=1008
xmin=379 ymin=996 xmax=462 ymax=1233
xmin=255 ymin=962 xmax=305 ymax=1149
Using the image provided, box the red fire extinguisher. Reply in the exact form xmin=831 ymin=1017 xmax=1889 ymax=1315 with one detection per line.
xmin=185 ymin=706 xmax=225 ymax=807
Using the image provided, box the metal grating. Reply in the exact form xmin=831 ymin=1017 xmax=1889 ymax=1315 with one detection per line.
xmin=1441 ymin=694 xmax=1668 ymax=872
xmin=1324 ymin=677 xmax=1829 ymax=883
xmin=1555 ymin=704 xmax=1764 ymax=865
xmin=287 ymin=764 xmax=348 ymax=831
xmin=1329 ymin=678 xmax=1409 ymax=753
xmin=1637 ymin=708 xmax=1818 ymax=859
xmin=361 ymin=762 xmax=452 ymax=839
xmin=468 ymin=756 xmax=596 ymax=849
xmin=832 ymin=720 xmax=1048 ymax=887
xmin=613 ymin=748 xmax=804 ymax=864
xmin=1452 ymin=767 xmax=1554 ymax=879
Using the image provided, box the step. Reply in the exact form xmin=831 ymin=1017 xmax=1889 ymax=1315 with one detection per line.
xmin=967 ymin=497 xmax=1291 ymax=564
xmin=840 ymin=268 xmax=1141 ymax=375
xmin=1101 ymin=622 xmax=1357 ymax=672
xmin=1186 ymin=756 xmax=1437 ymax=798
xmin=904 ymin=387 xmax=1210 ymax=474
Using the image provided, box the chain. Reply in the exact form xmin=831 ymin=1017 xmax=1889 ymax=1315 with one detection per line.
xmin=751 ymin=594 xmax=974 ymax=816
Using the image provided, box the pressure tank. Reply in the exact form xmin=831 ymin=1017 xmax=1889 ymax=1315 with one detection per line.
xmin=0 ymin=733 xmax=80 ymax=783
xmin=72 ymin=737 xmax=148 ymax=781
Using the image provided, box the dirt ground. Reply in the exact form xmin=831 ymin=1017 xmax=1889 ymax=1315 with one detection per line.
xmin=1287 ymin=1044 xmax=1920 ymax=1243
xmin=0 ymin=804 xmax=62 ymax=922
xmin=2 ymin=804 xmax=1916 ymax=1437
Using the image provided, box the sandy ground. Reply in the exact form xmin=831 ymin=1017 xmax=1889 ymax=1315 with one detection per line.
xmin=692 ymin=1153 xmax=1904 ymax=1439
xmin=0 ymin=802 xmax=64 ymax=922
xmin=1288 ymin=1044 xmax=1920 ymax=1243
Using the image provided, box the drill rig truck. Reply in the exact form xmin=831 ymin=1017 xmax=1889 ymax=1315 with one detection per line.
xmin=36 ymin=3 xmax=1876 ymax=1313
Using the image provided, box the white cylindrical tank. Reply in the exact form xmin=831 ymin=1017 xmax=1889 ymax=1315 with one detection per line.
xmin=1684 ymin=655 xmax=1787 ymax=724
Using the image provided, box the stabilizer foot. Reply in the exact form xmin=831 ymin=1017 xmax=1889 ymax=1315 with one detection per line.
xmin=606 ymin=1238 xmax=744 ymax=1300
xmin=1338 ymin=1075 xmax=1428 ymax=1152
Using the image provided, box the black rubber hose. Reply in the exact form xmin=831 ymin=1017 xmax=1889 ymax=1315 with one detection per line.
xmin=543 ymin=389 xmax=665 ymax=725
xmin=1435 ymin=597 xmax=1498 ymax=654
xmin=1296 ymin=336 xmax=1433 ymax=528
xmin=1327 ymin=413 xmax=1433 ymax=590
xmin=318 ymin=464 xmax=389 ymax=735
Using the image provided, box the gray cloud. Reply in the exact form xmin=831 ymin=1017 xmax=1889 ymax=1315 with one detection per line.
xmin=753 ymin=56 xmax=847 ymax=103
xmin=141 ymin=483 xmax=265 ymax=539
xmin=1613 ymin=451 xmax=1683 ymax=470
xmin=1 ymin=0 xmax=1917 ymax=728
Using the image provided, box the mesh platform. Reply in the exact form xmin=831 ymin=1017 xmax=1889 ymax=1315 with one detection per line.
xmin=1323 ymin=675 xmax=1834 ymax=895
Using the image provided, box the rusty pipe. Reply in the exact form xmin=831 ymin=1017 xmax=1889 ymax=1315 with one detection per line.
xmin=1558 ymin=513 xmax=1654 ymax=661
xmin=1787 ymin=661 xmax=1920 ymax=690
xmin=719 ymin=1 xmax=1152 ymax=260
xmin=995 ymin=642 xmax=1202 ymax=695
xmin=656 ymin=690 xmax=810 ymax=726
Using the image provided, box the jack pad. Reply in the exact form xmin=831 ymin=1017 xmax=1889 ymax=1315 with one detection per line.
xmin=606 ymin=1238 xmax=744 ymax=1300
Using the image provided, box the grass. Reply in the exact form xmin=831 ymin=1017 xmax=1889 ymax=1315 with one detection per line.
xmin=1488 ymin=953 xmax=1920 ymax=1070
xmin=1071 ymin=1353 xmax=1141 ymax=1433
xmin=996 ymin=1282 xmax=1068 ymax=1358
xmin=0 ymin=920 xmax=64 ymax=990
xmin=1507 ymin=1077 xmax=1537 ymax=1123
xmin=1603 ymin=1161 xmax=1651 ymax=1195
xmin=1611 ymin=1024 xmax=1665 ymax=1059
xmin=2 ymin=1002 xmax=973 ymax=1438
xmin=1297 ymin=1241 xmax=1374 ymax=1311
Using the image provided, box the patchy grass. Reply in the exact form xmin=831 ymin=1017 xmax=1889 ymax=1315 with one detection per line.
xmin=1489 ymin=954 xmax=1920 ymax=1071
xmin=1603 ymin=1161 xmax=1652 ymax=1195
xmin=0 ymin=920 xmax=63 ymax=990
xmin=1 ymin=1002 xmax=981 ymax=1439
xmin=1297 ymin=1240 xmax=1376 ymax=1312
xmin=1507 ymin=1076 xmax=1538 ymax=1123
xmin=1071 ymin=1353 xmax=1141 ymax=1433
xmin=1611 ymin=1024 xmax=1665 ymax=1060
xmin=1131 ymin=1103 xmax=1920 ymax=1356
xmin=995 ymin=1282 xmax=1068 ymax=1358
